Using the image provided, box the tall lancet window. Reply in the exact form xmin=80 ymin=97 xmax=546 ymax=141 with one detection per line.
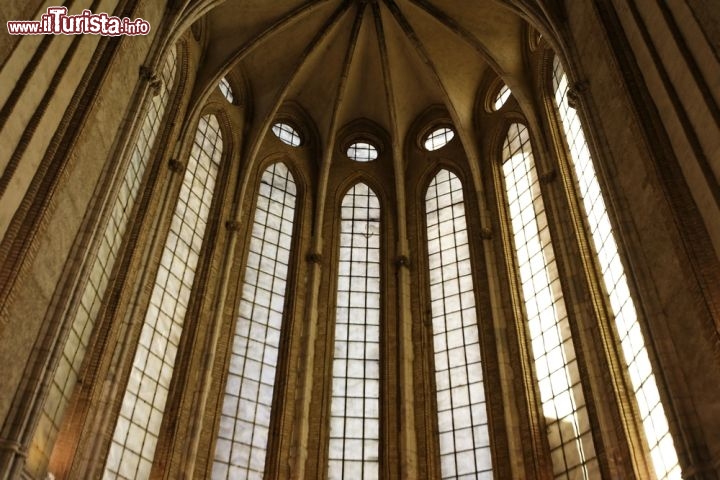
xmin=502 ymin=124 xmax=597 ymax=478
xmin=29 ymin=45 xmax=178 ymax=474
xmin=328 ymin=183 xmax=381 ymax=480
xmin=425 ymin=169 xmax=492 ymax=479
xmin=552 ymin=57 xmax=680 ymax=479
xmin=104 ymin=114 xmax=223 ymax=479
xmin=212 ymin=163 xmax=297 ymax=479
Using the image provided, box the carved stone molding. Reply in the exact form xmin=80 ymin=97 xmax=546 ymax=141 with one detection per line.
xmin=225 ymin=220 xmax=241 ymax=231
xmin=567 ymin=80 xmax=589 ymax=109
xmin=480 ymin=227 xmax=493 ymax=240
xmin=539 ymin=169 xmax=557 ymax=184
xmin=395 ymin=255 xmax=410 ymax=269
xmin=306 ymin=252 xmax=322 ymax=264
xmin=0 ymin=437 xmax=25 ymax=456
xmin=168 ymin=159 xmax=185 ymax=173
xmin=139 ymin=65 xmax=162 ymax=96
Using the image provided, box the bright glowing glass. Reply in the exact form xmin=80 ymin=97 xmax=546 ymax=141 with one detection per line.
xmin=346 ymin=142 xmax=378 ymax=162
xmin=425 ymin=169 xmax=492 ymax=479
xmin=218 ymin=77 xmax=234 ymax=103
xmin=494 ymin=85 xmax=511 ymax=110
xmin=105 ymin=114 xmax=222 ymax=479
xmin=503 ymin=123 xmax=596 ymax=478
xmin=328 ymin=183 xmax=381 ymax=480
xmin=212 ymin=163 xmax=297 ymax=479
xmin=424 ymin=127 xmax=455 ymax=151
xmin=553 ymin=56 xmax=680 ymax=480
xmin=271 ymin=123 xmax=301 ymax=147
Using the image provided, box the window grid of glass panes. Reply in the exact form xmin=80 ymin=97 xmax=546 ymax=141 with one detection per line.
xmin=346 ymin=142 xmax=378 ymax=162
xmin=271 ymin=123 xmax=301 ymax=147
xmin=104 ymin=114 xmax=222 ymax=479
xmin=328 ymin=183 xmax=381 ymax=480
xmin=494 ymin=85 xmax=511 ymax=111
xmin=425 ymin=169 xmax=493 ymax=479
xmin=29 ymin=46 xmax=178 ymax=475
xmin=218 ymin=77 xmax=234 ymax=103
xmin=552 ymin=57 xmax=680 ymax=480
xmin=502 ymin=124 xmax=597 ymax=479
xmin=212 ymin=163 xmax=297 ymax=479
xmin=424 ymin=127 xmax=455 ymax=151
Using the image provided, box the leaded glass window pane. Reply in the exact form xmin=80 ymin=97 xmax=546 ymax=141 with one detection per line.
xmin=104 ymin=114 xmax=222 ymax=479
xmin=328 ymin=183 xmax=381 ymax=480
xmin=212 ymin=163 xmax=297 ymax=479
xmin=425 ymin=169 xmax=493 ymax=479
xmin=552 ymin=56 xmax=679 ymax=480
xmin=218 ymin=77 xmax=234 ymax=103
xmin=503 ymin=124 xmax=597 ymax=479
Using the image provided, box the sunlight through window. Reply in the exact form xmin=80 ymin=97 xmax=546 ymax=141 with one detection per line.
xmin=503 ymin=123 xmax=597 ymax=479
xmin=328 ymin=183 xmax=381 ymax=480
xmin=553 ymin=56 xmax=680 ymax=480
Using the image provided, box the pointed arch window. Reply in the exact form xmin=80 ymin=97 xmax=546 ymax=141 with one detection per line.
xmin=502 ymin=124 xmax=597 ymax=478
xmin=212 ymin=162 xmax=297 ymax=479
xmin=104 ymin=114 xmax=223 ymax=479
xmin=425 ymin=169 xmax=492 ymax=479
xmin=552 ymin=56 xmax=679 ymax=479
xmin=328 ymin=183 xmax=381 ymax=479
xmin=29 ymin=45 xmax=179 ymax=475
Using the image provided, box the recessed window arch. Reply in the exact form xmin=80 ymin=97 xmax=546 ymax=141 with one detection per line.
xmin=552 ymin=55 xmax=680 ymax=480
xmin=212 ymin=162 xmax=298 ymax=479
xmin=328 ymin=182 xmax=381 ymax=479
xmin=424 ymin=168 xmax=493 ymax=479
xmin=29 ymin=44 xmax=180 ymax=476
xmin=104 ymin=113 xmax=224 ymax=479
xmin=501 ymin=123 xmax=597 ymax=478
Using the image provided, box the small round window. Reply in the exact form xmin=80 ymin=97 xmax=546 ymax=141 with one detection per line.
xmin=218 ymin=77 xmax=234 ymax=103
xmin=272 ymin=122 xmax=302 ymax=147
xmin=424 ymin=127 xmax=455 ymax=151
xmin=493 ymin=84 xmax=512 ymax=110
xmin=347 ymin=141 xmax=378 ymax=162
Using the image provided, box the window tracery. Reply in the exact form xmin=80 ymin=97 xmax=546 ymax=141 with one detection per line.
xmin=328 ymin=183 xmax=381 ymax=479
xmin=212 ymin=162 xmax=297 ymax=479
xmin=502 ymin=123 xmax=597 ymax=478
xmin=272 ymin=122 xmax=302 ymax=147
xmin=552 ymin=56 xmax=680 ymax=480
xmin=346 ymin=142 xmax=378 ymax=162
xmin=424 ymin=127 xmax=455 ymax=152
xmin=425 ymin=169 xmax=493 ymax=479
xmin=105 ymin=113 xmax=223 ymax=479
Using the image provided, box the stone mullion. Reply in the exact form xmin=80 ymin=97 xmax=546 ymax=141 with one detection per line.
xmin=470 ymin=182 xmax=519 ymax=480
